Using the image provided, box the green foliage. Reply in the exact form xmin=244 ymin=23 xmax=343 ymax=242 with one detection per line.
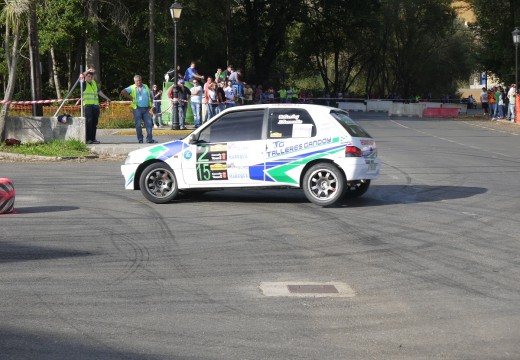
xmin=0 ymin=139 xmax=91 ymax=156
xmin=470 ymin=0 xmax=518 ymax=84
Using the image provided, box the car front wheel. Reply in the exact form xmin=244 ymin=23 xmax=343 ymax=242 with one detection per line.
xmin=303 ymin=163 xmax=345 ymax=206
xmin=139 ymin=162 xmax=179 ymax=203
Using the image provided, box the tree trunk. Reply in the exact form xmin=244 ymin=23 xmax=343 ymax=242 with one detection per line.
xmin=50 ymin=47 xmax=62 ymax=99
xmin=149 ymin=0 xmax=155 ymax=86
xmin=0 ymin=22 xmax=20 ymax=141
xmin=85 ymin=0 xmax=100 ymax=78
xmin=28 ymin=1 xmax=43 ymax=116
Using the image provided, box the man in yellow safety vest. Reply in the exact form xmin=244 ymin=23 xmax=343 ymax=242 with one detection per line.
xmin=121 ymin=74 xmax=157 ymax=144
xmin=82 ymin=67 xmax=111 ymax=144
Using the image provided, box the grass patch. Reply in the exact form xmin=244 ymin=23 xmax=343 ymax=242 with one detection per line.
xmin=0 ymin=139 xmax=93 ymax=157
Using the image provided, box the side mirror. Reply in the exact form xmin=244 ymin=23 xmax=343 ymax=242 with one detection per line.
xmin=188 ymin=134 xmax=198 ymax=144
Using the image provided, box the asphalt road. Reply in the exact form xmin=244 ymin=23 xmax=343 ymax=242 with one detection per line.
xmin=1 ymin=114 xmax=519 ymax=359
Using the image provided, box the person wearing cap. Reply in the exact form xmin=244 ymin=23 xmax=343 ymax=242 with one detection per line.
xmin=190 ymin=79 xmax=203 ymax=128
xmin=121 ymin=75 xmax=157 ymax=143
xmin=168 ymin=79 xmax=188 ymax=130
xmin=82 ymin=67 xmax=111 ymax=144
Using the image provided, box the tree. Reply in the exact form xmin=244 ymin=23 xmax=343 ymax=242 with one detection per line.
xmin=0 ymin=0 xmax=30 ymax=141
xmin=293 ymin=0 xmax=381 ymax=96
xmin=470 ymin=0 xmax=519 ymax=84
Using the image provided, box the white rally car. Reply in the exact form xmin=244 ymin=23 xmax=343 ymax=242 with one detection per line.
xmin=121 ymin=104 xmax=380 ymax=206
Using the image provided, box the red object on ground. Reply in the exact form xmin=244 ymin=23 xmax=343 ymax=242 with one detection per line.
xmin=423 ymin=107 xmax=459 ymax=118
xmin=0 ymin=178 xmax=15 ymax=214
xmin=515 ymin=94 xmax=520 ymax=123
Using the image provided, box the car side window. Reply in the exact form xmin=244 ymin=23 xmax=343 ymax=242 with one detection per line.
xmin=268 ymin=108 xmax=316 ymax=139
xmin=198 ymin=110 xmax=265 ymax=143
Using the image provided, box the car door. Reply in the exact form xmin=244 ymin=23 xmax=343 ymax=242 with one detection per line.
xmin=181 ymin=109 xmax=267 ymax=187
xmin=265 ymin=108 xmax=318 ymax=185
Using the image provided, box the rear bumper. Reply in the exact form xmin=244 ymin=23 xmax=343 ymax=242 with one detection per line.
xmin=334 ymin=157 xmax=380 ymax=180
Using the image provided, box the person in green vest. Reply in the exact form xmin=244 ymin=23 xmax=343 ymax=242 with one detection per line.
xmin=82 ymin=67 xmax=111 ymax=144
xmin=291 ymin=86 xmax=299 ymax=103
xmin=121 ymin=74 xmax=157 ymax=144
xmin=278 ymin=87 xmax=287 ymax=103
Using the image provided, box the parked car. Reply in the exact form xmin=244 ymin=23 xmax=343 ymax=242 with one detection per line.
xmin=121 ymin=104 xmax=380 ymax=206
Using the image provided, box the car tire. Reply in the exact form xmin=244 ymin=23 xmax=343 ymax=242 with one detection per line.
xmin=139 ymin=162 xmax=179 ymax=204
xmin=303 ymin=163 xmax=346 ymax=206
xmin=344 ymin=180 xmax=371 ymax=199
xmin=0 ymin=178 xmax=15 ymax=214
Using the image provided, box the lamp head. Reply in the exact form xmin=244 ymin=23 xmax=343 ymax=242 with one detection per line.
xmin=512 ymin=27 xmax=520 ymax=45
xmin=170 ymin=2 xmax=182 ymax=20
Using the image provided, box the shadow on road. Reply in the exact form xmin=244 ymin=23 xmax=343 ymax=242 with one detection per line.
xmin=169 ymin=184 xmax=487 ymax=207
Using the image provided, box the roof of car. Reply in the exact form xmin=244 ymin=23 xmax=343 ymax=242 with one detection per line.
xmin=217 ymin=103 xmax=338 ymax=116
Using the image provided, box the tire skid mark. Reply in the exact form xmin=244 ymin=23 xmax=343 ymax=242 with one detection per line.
xmin=100 ymin=192 xmax=244 ymax=314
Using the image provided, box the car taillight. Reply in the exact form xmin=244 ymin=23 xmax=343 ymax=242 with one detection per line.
xmin=345 ymin=145 xmax=363 ymax=157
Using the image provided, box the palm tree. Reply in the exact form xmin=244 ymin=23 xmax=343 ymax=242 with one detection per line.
xmin=0 ymin=0 xmax=30 ymax=141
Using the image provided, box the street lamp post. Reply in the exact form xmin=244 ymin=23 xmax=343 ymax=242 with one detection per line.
xmin=513 ymin=28 xmax=520 ymax=89
xmin=512 ymin=28 xmax=520 ymax=123
xmin=170 ymin=2 xmax=182 ymax=130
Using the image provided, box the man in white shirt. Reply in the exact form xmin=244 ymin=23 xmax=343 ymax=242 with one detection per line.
xmin=190 ymin=79 xmax=203 ymax=128
xmin=480 ymin=87 xmax=489 ymax=115
xmin=507 ymin=84 xmax=516 ymax=122
xmin=224 ymin=80 xmax=236 ymax=108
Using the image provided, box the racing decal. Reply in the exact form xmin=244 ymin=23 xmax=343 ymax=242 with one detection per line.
xmin=125 ymin=172 xmax=135 ymax=188
xmin=265 ymin=145 xmax=345 ymax=184
xmin=152 ymin=140 xmax=188 ymax=161
xmin=267 ymin=137 xmax=333 ymax=158
xmin=196 ymin=143 xmax=228 ymax=181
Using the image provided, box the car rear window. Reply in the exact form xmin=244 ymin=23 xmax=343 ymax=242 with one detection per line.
xmin=330 ymin=110 xmax=372 ymax=138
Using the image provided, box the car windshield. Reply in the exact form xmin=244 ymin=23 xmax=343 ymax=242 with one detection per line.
xmin=330 ymin=110 xmax=372 ymax=138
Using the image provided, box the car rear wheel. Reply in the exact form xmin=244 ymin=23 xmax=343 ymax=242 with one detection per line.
xmin=303 ymin=163 xmax=345 ymax=206
xmin=344 ymin=180 xmax=371 ymax=198
xmin=139 ymin=162 xmax=179 ymax=203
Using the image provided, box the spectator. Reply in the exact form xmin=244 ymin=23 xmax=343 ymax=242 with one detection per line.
xmin=184 ymin=62 xmax=204 ymax=83
xmin=229 ymin=67 xmax=244 ymax=101
xmin=507 ymin=84 xmax=516 ymax=122
xmin=468 ymin=94 xmax=476 ymax=109
xmin=82 ymin=67 xmax=111 ymax=144
xmin=488 ymin=88 xmax=496 ymax=120
xmin=121 ymin=74 xmax=157 ymax=143
xmin=255 ymin=84 xmax=263 ymax=103
xmin=203 ymin=77 xmax=214 ymax=122
xmin=214 ymin=67 xmax=225 ymax=83
xmin=224 ymin=80 xmax=236 ymax=108
xmin=168 ymin=79 xmax=188 ymax=130
xmin=223 ymin=64 xmax=233 ymax=82
xmin=151 ymin=84 xmax=163 ymax=128
xmin=480 ymin=87 xmax=488 ymax=114
xmin=207 ymin=82 xmax=218 ymax=119
xmin=244 ymin=83 xmax=254 ymax=104
xmin=190 ymin=79 xmax=203 ymax=128
xmin=498 ymin=86 xmax=506 ymax=119
xmin=216 ymin=81 xmax=227 ymax=113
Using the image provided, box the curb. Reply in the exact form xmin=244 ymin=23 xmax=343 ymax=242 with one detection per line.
xmin=0 ymin=151 xmax=100 ymax=161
